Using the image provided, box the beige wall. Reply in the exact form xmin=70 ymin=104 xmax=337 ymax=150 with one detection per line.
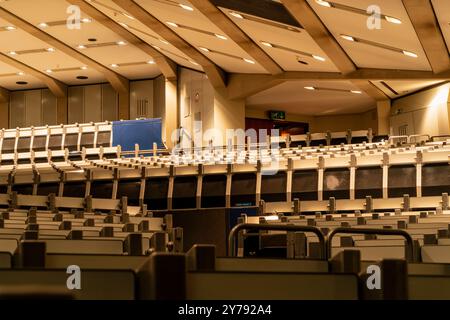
xmin=246 ymin=107 xmax=378 ymax=134
xmin=0 ymin=101 xmax=8 ymax=129
xmin=178 ymin=67 xmax=246 ymax=146
xmin=391 ymin=83 xmax=450 ymax=136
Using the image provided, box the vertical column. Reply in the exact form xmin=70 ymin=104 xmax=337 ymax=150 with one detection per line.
xmin=56 ymin=88 xmax=68 ymax=125
xmin=118 ymin=87 xmax=130 ymax=121
xmin=377 ymin=100 xmax=391 ymax=136
xmin=213 ymin=88 xmax=245 ymax=145
xmin=165 ymin=79 xmax=178 ymax=149
xmin=0 ymin=87 xmax=10 ymax=128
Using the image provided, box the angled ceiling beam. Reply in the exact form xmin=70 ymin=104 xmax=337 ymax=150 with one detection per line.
xmin=402 ymin=0 xmax=450 ymax=74
xmin=0 ymin=6 xmax=128 ymax=93
xmin=0 ymin=52 xmax=67 ymax=97
xmin=228 ymin=68 xmax=449 ymax=98
xmin=67 ymin=0 xmax=177 ymax=80
xmin=281 ymin=0 xmax=356 ymax=74
xmin=281 ymin=0 xmax=388 ymax=101
xmin=351 ymin=80 xmax=389 ymax=101
xmin=228 ymin=74 xmax=285 ymax=99
xmin=112 ymin=0 xmax=226 ymax=88
xmin=189 ymin=0 xmax=283 ymax=75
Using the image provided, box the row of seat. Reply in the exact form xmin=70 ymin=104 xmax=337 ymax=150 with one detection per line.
xmin=239 ymin=210 xmax=450 ymax=263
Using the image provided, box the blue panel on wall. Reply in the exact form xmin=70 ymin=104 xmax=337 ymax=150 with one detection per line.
xmin=112 ymin=118 xmax=164 ymax=151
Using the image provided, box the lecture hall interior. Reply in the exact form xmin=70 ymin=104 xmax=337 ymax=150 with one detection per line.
xmin=0 ymin=0 xmax=449 ymax=303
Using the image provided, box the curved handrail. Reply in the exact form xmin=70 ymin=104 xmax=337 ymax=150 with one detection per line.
xmin=430 ymin=135 xmax=450 ymax=142
xmin=327 ymin=227 xmax=416 ymax=263
xmin=228 ymin=223 xmax=326 ymax=259
xmin=408 ymin=134 xmax=430 ymax=144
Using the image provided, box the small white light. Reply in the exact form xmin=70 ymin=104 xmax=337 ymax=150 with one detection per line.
xmin=264 ymin=215 xmax=279 ymax=221
xmin=260 ymin=41 xmax=273 ymax=47
xmin=166 ymin=21 xmax=178 ymax=28
xmin=340 ymin=34 xmax=355 ymax=41
xmin=350 ymin=90 xmax=362 ymax=94
xmin=122 ymin=12 xmax=135 ymax=20
xmin=199 ymin=47 xmax=210 ymax=52
xmin=45 ymin=69 xmax=52 ymax=73
xmin=110 ymin=63 xmax=119 ymax=68
xmin=304 ymin=86 xmax=315 ymax=90
xmin=243 ymin=58 xmax=255 ymax=64
xmin=159 ymin=38 xmax=169 ymax=44
xmin=38 ymin=22 xmax=48 ymax=28
xmin=152 ymin=45 xmax=161 ymax=50
xmin=5 ymin=26 xmax=16 ymax=31
xmin=116 ymin=41 xmax=127 ymax=46
xmin=80 ymin=66 xmax=88 ymax=70
xmin=402 ymin=50 xmax=418 ymax=58
xmin=81 ymin=18 xmax=92 ymax=23
xmin=385 ymin=16 xmax=402 ymax=25
xmin=229 ymin=11 xmax=243 ymax=19
xmin=179 ymin=4 xmax=194 ymax=11
xmin=46 ymin=47 xmax=55 ymax=52
xmin=189 ymin=60 xmax=199 ymax=66
xmin=8 ymin=51 xmax=17 ymax=55
xmin=17 ymin=72 xmax=24 ymax=76
xmin=312 ymin=55 xmax=326 ymax=61
xmin=77 ymin=44 xmax=86 ymax=49
xmin=147 ymin=60 xmax=155 ymax=64
xmin=215 ymin=34 xmax=227 ymax=40
xmin=316 ymin=0 xmax=331 ymax=7
xmin=118 ymin=22 xmax=129 ymax=29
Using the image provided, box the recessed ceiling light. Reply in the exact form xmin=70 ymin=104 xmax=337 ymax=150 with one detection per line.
xmin=45 ymin=69 xmax=52 ymax=73
xmin=5 ymin=26 xmax=15 ymax=31
xmin=122 ymin=12 xmax=135 ymax=20
xmin=243 ymin=58 xmax=255 ymax=64
xmin=38 ymin=22 xmax=48 ymax=28
xmin=229 ymin=11 xmax=243 ymax=19
xmin=402 ymin=50 xmax=418 ymax=58
xmin=351 ymin=90 xmax=362 ymax=94
xmin=166 ymin=22 xmax=178 ymax=28
xmin=46 ymin=47 xmax=55 ymax=52
xmin=16 ymin=81 xmax=28 ymax=85
xmin=304 ymin=86 xmax=315 ymax=90
xmin=199 ymin=47 xmax=210 ymax=52
xmin=8 ymin=51 xmax=17 ymax=55
xmin=77 ymin=44 xmax=86 ymax=49
xmin=81 ymin=18 xmax=92 ymax=23
xmin=215 ymin=34 xmax=227 ymax=40
xmin=179 ymin=4 xmax=194 ymax=11
xmin=312 ymin=55 xmax=326 ymax=61
xmin=80 ymin=66 xmax=88 ymax=70
xmin=110 ymin=63 xmax=119 ymax=68
xmin=116 ymin=41 xmax=127 ymax=46
xmin=385 ymin=16 xmax=402 ymax=24
xmin=340 ymin=34 xmax=355 ymax=41
xmin=316 ymin=0 xmax=331 ymax=7
xmin=76 ymin=75 xmax=89 ymax=80
xmin=147 ymin=60 xmax=155 ymax=64
xmin=260 ymin=41 xmax=273 ymax=47
xmin=16 ymin=72 xmax=24 ymax=76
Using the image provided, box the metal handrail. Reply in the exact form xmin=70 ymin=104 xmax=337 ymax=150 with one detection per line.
xmin=228 ymin=223 xmax=326 ymax=259
xmin=326 ymin=227 xmax=416 ymax=263
xmin=430 ymin=135 xmax=450 ymax=142
xmin=408 ymin=134 xmax=430 ymax=143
